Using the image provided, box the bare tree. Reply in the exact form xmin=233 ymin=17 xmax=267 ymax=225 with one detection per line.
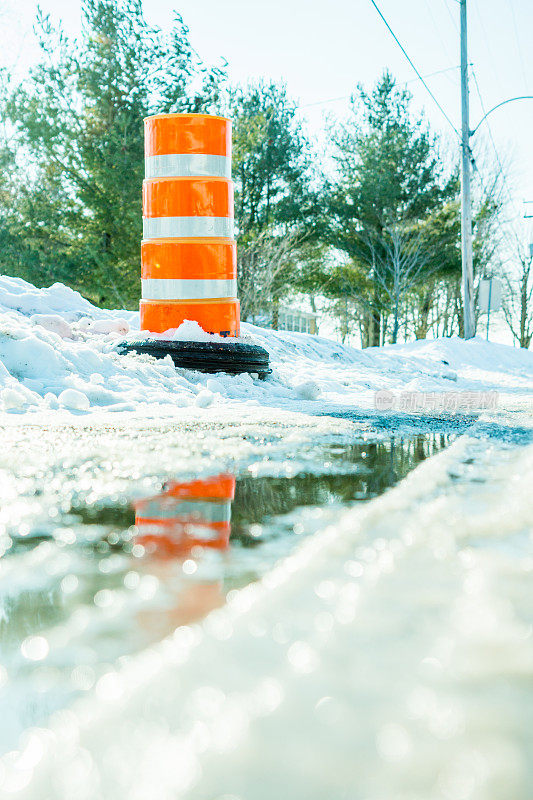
xmin=237 ymin=229 xmax=302 ymax=323
xmin=502 ymin=237 xmax=533 ymax=349
xmin=367 ymin=224 xmax=432 ymax=344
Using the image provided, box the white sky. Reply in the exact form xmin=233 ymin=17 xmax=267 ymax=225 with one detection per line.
xmin=1 ymin=0 xmax=531 ymax=343
xmin=3 ymin=0 xmax=532 ymax=216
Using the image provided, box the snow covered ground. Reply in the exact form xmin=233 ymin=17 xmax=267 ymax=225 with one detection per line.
xmin=0 ymin=274 xmax=532 ymax=418
xmin=1 ymin=431 xmax=532 ymax=800
xmin=0 ymin=275 xmax=532 ymax=800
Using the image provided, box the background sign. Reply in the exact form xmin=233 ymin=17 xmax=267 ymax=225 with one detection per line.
xmin=478 ymin=278 xmax=502 ymax=313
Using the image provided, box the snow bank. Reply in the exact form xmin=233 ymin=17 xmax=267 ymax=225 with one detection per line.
xmin=0 ymin=274 xmax=531 ymax=416
xmin=0 ymin=275 xmax=138 ymax=324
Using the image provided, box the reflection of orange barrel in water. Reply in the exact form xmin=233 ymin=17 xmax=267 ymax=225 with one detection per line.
xmin=141 ymin=114 xmax=240 ymax=336
xmin=134 ymin=474 xmax=236 ymax=557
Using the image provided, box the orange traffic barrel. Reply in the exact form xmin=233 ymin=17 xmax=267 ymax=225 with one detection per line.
xmin=145 ymin=113 xmax=231 ymax=178
xmin=142 ymin=177 xmax=234 ymax=239
xmin=134 ymin=474 xmax=236 ymax=557
xmin=115 ymin=113 xmax=270 ymax=375
xmin=141 ymin=113 xmax=239 ymax=336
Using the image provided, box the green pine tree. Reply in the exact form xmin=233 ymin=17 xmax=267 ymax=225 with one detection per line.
xmin=326 ymin=71 xmax=458 ymax=345
xmin=5 ymin=0 xmax=225 ymax=307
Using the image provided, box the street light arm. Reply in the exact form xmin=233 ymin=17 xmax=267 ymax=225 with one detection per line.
xmin=471 ymin=95 xmax=533 ymax=136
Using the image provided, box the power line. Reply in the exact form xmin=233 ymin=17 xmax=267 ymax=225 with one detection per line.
xmin=468 ymin=0 xmax=531 ymax=240
xmin=506 ymin=0 xmax=529 ymax=94
xmin=472 ymin=0 xmax=505 ymax=97
xmin=471 ymin=68 xmax=508 ymax=196
xmin=369 ymin=0 xmax=460 ymax=137
xmin=423 ymin=0 xmax=457 ymax=83
xmin=470 ymin=66 xmax=522 ymax=247
xmin=296 ymin=65 xmax=463 ymax=110
xmin=405 ymin=65 xmax=463 ymax=85
xmin=296 ymin=95 xmax=349 ymax=110
xmin=471 ymin=67 xmax=518 ymax=211
xmin=442 ymin=0 xmax=459 ymax=31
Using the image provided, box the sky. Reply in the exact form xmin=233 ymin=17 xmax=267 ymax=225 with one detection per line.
xmin=1 ymin=0 xmax=532 ymax=342
xmin=2 ymin=0 xmax=532 ymax=223
xmin=4 ymin=0 xmax=533 ymax=209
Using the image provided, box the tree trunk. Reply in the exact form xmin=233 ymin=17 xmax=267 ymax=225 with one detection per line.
xmin=454 ymin=285 xmax=464 ymax=338
xmin=520 ymin=271 xmax=528 ymax=347
xmin=370 ymin=282 xmax=381 ymax=347
xmin=381 ymin=311 xmax=389 ymax=345
xmin=392 ymin=301 xmax=399 ymax=344
xmin=359 ymin=310 xmax=370 ymax=348
xmin=370 ymin=228 xmax=383 ymax=347
xmin=271 ymin=299 xmax=280 ymax=330
xmin=415 ymin=289 xmax=433 ymax=339
xmin=370 ymin=311 xmax=381 ymax=346
xmin=339 ymin=297 xmax=349 ymax=343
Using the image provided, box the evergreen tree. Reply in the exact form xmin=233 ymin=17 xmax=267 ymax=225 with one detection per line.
xmin=229 ymin=80 xmax=319 ymax=322
xmin=5 ymin=0 xmax=224 ymax=306
xmin=230 ymin=80 xmax=312 ymax=235
xmin=326 ymin=72 xmax=458 ymax=345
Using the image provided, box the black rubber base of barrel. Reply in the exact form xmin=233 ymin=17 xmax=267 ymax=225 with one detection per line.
xmin=115 ymin=338 xmax=271 ymax=378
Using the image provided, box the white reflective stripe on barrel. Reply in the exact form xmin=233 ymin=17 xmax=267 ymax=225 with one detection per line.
xmin=139 ymin=499 xmax=231 ymax=523
xmin=145 ymin=153 xmax=231 ymax=179
xmin=141 ymin=278 xmax=237 ymax=301
xmin=143 ymin=216 xmax=234 ymax=239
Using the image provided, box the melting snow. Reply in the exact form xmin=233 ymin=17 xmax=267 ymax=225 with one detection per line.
xmin=0 ymin=274 xmax=531 ymax=418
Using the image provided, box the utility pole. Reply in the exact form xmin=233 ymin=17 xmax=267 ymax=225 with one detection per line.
xmin=460 ymin=0 xmax=475 ymax=339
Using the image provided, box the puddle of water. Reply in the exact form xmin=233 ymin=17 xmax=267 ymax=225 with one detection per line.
xmin=0 ymin=433 xmax=450 ymax=755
